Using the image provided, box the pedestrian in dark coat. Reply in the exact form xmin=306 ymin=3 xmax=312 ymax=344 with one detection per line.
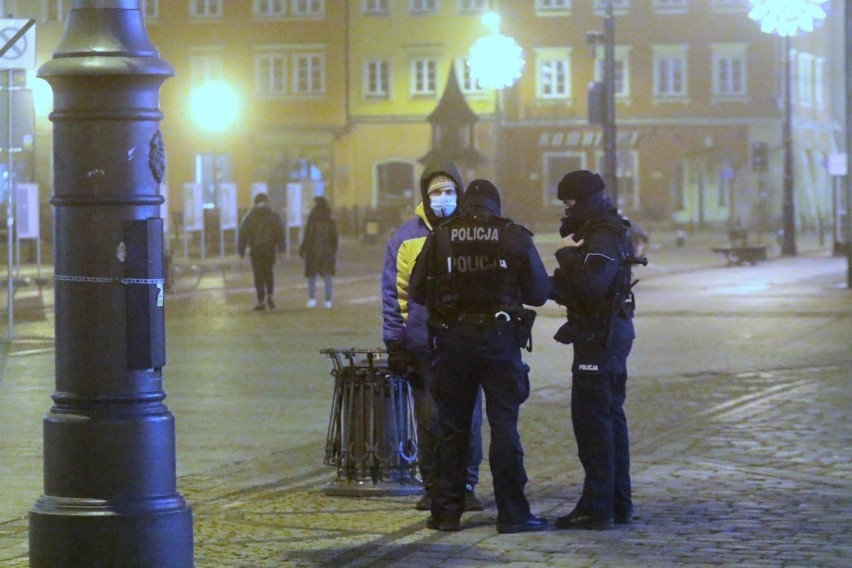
xmin=299 ymin=196 xmax=338 ymax=308
xmin=238 ymin=192 xmax=286 ymax=311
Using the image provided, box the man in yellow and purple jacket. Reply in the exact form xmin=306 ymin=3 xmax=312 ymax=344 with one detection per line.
xmin=381 ymin=160 xmax=484 ymax=512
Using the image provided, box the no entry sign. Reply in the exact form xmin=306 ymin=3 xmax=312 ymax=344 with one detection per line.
xmin=0 ymin=19 xmax=37 ymax=70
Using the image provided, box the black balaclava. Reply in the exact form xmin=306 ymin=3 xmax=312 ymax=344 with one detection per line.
xmin=463 ymin=179 xmax=502 ymax=216
xmin=557 ymin=170 xmax=611 ymax=237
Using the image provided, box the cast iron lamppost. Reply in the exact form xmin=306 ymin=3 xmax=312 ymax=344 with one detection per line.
xmin=748 ymin=0 xmax=828 ymax=257
xmin=587 ymin=0 xmax=618 ymax=205
xmin=29 ymin=1 xmax=193 ymax=566
xmin=468 ymin=10 xmax=524 ymax=188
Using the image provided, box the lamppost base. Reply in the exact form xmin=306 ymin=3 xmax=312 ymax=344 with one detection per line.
xmin=29 ymin=498 xmax=193 ymax=568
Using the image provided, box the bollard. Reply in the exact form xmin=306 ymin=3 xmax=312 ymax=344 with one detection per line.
xmin=29 ymin=2 xmax=193 ymax=566
xmin=321 ymin=348 xmax=423 ymax=496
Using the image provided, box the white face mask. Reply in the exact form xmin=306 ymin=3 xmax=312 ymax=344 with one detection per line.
xmin=430 ymin=194 xmax=457 ymax=218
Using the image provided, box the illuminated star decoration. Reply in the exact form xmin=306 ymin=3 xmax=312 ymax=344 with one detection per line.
xmin=747 ymin=0 xmax=828 ymax=36
xmin=468 ymin=13 xmax=524 ymax=90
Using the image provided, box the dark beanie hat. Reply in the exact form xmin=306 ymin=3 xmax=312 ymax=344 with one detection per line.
xmin=557 ymin=170 xmax=606 ymax=201
xmin=254 ymin=192 xmax=269 ymax=205
xmin=464 ymin=179 xmax=501 ymax=212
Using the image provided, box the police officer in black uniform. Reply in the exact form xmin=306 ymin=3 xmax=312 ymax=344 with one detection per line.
xmin=410 ymin=180 xmax=551 ymax=534
xmin=550 ymin=170 xmax=642 ymax=530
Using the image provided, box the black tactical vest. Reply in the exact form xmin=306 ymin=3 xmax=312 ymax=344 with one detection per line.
xmin=428 ymin=210 xmax=521 ymax=317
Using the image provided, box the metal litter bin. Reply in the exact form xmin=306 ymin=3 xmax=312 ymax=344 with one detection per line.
xmin=320 ymin=348 xmax=423 ymax=496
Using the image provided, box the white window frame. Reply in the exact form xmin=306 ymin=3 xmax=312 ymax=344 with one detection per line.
xmin=652 ymin=45 xmax=688 ymax=100
xmin=535 ymin=0 xmax=571 ymax=12
xmin=363 ymin=0 xmax=389 ymax=15
xmin=459 ymin=0 xmax=488 ymax=13
xmin=711 ymin=43 xmax=747 ymax=99
xmin=364 ymin=59 xmax=391 ymax=98
xmin=593 ymin=45 xmax=631 ymax=98
xmin=410 ymin=0 xmax=439 ymax=15
xmin=291 ymin=0 xmax=325 ymax=17
xmin=652 ymin=0 xmax=686 ymax=14
xmin=255 ymin=52 xmax=287 ymax=98
xmin=710 ymin=0 xmax=749 ymax=13
xmin=253 ymin=0 xmax=286 ymax=16
xmin=535 ymin=47 xmax=572 ymax=100
xmin=293 ymin=51 xmax=325 ymax=95
xmin=814 ymin=57 xmax=825 ymax=109
xmin=410 ymin=58 xmax=437 ymax=96
xmin=796 ymin=51 xmax=814 ymax=108
xmin=458 ymin=58 xmax=485 ymax=95
xmin=594 ymin=0 xmax=628 ymax=15
xmin=189 ymin=50 xmax=223 ymax=86
xmin=190 ymin=0 xmax=222 ymax=18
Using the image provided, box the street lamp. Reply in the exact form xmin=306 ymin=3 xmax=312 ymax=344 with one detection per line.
xmin=468 ymin=11 xmax=524 ymax=187
xmin=586 ymin=0 xmax=618 ymax=206
xmin=748 ymin=0 xmax=828 ymax=257
xmin=189 ymin=80 xmax=240 ymax=258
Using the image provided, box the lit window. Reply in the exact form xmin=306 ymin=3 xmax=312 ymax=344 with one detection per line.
xmin=710 ymin=0 xmax=749 ymax=13
xmin=594 ymin=0 xmax=629 ymax=14
xmin=460 ymin=60 xmax=485 ymax=94
xmin=594 ymin=46 xmax=631 ymax=97
xmin=411 ymin=58 xmax=437 ymax=95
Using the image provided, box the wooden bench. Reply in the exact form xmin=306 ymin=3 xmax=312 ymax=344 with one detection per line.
xmin=712 ymin=229 xmax=767 ymax=266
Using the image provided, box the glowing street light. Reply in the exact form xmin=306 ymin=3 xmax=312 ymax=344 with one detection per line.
xmin=467 ymin=13 xmax=524 ymax=91
xmin=189 ymin=80 xmax=240 ymax=133
xmin=748 ymin=0 xmax=828 ymax=256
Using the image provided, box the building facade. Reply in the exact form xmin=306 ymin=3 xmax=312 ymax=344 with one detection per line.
xmin=3 ymin=0 xmax=843 ymax=247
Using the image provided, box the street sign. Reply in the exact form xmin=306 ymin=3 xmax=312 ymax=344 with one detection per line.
xmin=0 ymin=19 xmax=37 ymax=70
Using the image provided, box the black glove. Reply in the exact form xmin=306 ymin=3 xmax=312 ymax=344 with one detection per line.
xmin=385 ymin=340 xmax=411 ymax=375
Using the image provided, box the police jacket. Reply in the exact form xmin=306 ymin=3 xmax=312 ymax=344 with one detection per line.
xmin=551 ymin=208 xmax=636 ymax=344
xmin=409 ymin=206 xmax=551 ymax=321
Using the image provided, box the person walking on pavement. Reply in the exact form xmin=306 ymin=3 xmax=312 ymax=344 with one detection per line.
xmin=299 ymin=196 xmax=338 ymax=309
xmin=549 ymin=170 xmax=640 ymax=530
xmin=410 ymin=179 xmax=551 ymax=534
xmin=238 ymin=192 xmax=285 ymax=311
xmin=381 ymin=161 xmax=485 ymax=513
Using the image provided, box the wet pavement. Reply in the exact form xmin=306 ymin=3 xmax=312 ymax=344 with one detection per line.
xmin=0 ymin=230 xmax=850 ymax=567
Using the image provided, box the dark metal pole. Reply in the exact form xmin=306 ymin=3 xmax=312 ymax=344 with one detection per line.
xmin=846 ymin=0 xmax=852 ymax=287
xmin=781 ymin=34 xmax=797 ymax=256
xmin=29 ymin=1 xmax=193 ymax=566
xmin=603 ymin=0 xmax=617 ymax=205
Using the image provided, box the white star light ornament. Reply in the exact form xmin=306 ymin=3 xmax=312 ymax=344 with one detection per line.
xmin=468 ymin=33 xmax=525 ymax=90
xmin=747 ymin=0 xmax=828 ymax=37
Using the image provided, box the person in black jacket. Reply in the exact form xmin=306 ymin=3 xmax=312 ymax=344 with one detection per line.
xmin=238 ymin=193 xmax=285 ymax=311
xmin=299 ymin=196 xmax=338 ymax=309
xmin=410 ymin=180 xmax=551 ymax=534
xmin=550 ymin=170 xmax=637 ymax=530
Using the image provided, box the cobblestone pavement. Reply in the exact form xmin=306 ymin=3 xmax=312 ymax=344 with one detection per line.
xmin=1 ymin=232 xmax=850 ymax=567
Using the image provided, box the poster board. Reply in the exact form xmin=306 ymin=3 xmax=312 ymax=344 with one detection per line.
xmin=15 ymin=183 xmax=39 ymax=239
xmin=182 ymin=183 xmax=203 ymax=232
xmin=218 ymin=182 xmax=238 ymax=230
